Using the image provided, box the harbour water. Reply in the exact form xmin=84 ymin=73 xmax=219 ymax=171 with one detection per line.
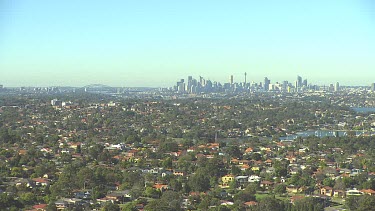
xmin=352 ymin=107 xmax=375 ymax=113
xmin=279 ymin=130 xmax=374 ymax=141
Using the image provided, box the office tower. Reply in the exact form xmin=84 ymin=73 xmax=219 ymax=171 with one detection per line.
xmin=282 ymin=81 xmax=288 ymax=91
xmin=177 ymin=79 xmax=185 ymax=93
xmin=223 ymin=83 xmax=231 ymax=90
xmin=192 ymin=79 xmax=197 ymax=87
xmin=230 ymin=75 xmax=234 ymax=85
xmin=264 ymin=77 xmax=270 ymax=91
xmin=187 ymin=76 xmax=193 ymax=93
xmin=244 ymin=72 xmax=247 ymax=84
xmin=297 ymin=75 xmax=302 ymax=91
xmin=329 ymin=84 xmax=334 ymax=92
xmin=303 ymin=79 xmax=307 ymax=87
xmin=334 ymin=82 xmax=340 ymax=92
xmin=177 ymin=82 xmax=185 ymax=93
xmin=297 ymin=75 xmax=302 ymax=86
xmin=371 ymin=83 xmax=375 ymax=92
xmin=213 ymin=81 xmax=218 ymax=90
xmin=206 ymin=80 xmax=213 ymax=92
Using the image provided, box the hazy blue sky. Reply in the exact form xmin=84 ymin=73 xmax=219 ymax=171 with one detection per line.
xmin=1 ymin=0 xmax=375 ymax=87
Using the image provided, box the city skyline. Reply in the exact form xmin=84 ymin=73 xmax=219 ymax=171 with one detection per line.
xmin=1 ymin=74 xmax=373 ymax=90
xmin=169 ymin=74 xmax=345 ymax=94
xmin=1 ymin=1 xmax=375 ymax=87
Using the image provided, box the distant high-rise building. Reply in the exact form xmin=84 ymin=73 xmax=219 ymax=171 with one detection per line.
xmin=177 ymin=79 xmax=185 ymax=93
xmin=230 ymin=75 xmax=234 ymax=85
xmin=329 ymin=84 xmax=334 ymax=92
xmin=282 ymin=81 xmax=288 ymax=91
xmin=187 ymin=76 xmax=193 ymax=93
xmin=244 ymin=72 xmax=247 ymax=84
xmin=303 ymin=79 xmax=307 ymax=87
xmin=264 ymin=77 xmax=270 ymax=91
xmin=223 ymin=83 xmax=231 ymax=90
xmin=371 ymin=83 xmax=375 ymax=92
xmin=297 ymin=75 xmax=302 ymax=90
xmin=334 ymin=82 xmax=340 ymax=92
xmin=177 ymin=82 xmax=185 ymax=93
xmin=206 ymin=80 xmax=213 ymax=92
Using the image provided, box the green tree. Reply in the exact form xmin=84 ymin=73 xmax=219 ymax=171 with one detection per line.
xmin=19 ymin=192 xmax=36 ymax=206
xmin=293 ymin=197 xmax=324 ymax=211
xmin=144 ymin=187 xmax=160 ymax=198
xmin=226 ymin=145 xmax=242 ymax=159
xmin=144 ymin=200 xmax=173 ymax=211
xmin=322 ymin=178 xmax=335 ymax=187
xmin=357 ymin=195 xmax=375 ymax=211
xmin=162 ymin=157 xmax=173 ymax=169
xmin=233 ymin=190 xmax=255 ymax=203
xmin=245 ymin=183 xmax=258 ymax=195
xmin=188 ymin=171 xmax=210 ymax=192
xmin=274 ymin=184 xmax=286 ymax=195
xmin=160 ymin=191 xmax=182 ymax=211
xmin=102 ymin=202 xmax=120 ymax=211
xmin=169 ymin=178 xmax=182 ymax=192
xmin=121 ymin=201 xmax=138 ymax=211
xmin=255 ymin=196 xmax=284 ymax=211
xmin=346 ymin=195 xmax=375 ymax=211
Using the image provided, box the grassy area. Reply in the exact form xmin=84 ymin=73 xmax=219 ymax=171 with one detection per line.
xmin=255 ymin=193 xmax=270 ymax=200
xmin=255 ymin=193 xmax=289 ymax=201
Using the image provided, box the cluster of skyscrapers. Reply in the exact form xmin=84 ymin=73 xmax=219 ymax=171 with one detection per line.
xmin=170 ymin=75 xmax=343 ymax=94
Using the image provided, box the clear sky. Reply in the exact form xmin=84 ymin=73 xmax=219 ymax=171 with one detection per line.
xmin=1 ymin=0 xmax=375 ymax=87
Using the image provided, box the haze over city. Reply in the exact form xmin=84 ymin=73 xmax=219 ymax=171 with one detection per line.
xmin=1 ymin=0 xmax=375 ymax=87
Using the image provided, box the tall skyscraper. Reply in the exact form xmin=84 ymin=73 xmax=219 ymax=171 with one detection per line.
xmin=264 ymin=77 xmax=270 ymax=91
xmin=177 ymin=79 xmax=185 ymax=93
xmin=303 ymin=79 xmax=307 ymax=87
xmin=371 ymin=83 xmax=375 ymax=92
xmin=297 ymin=75 xmax=302 ymax=91
xmin=282 ymin=81 xmax=288 ymax=91
xmin=329 ymin=84 xmax=334 ymax=92
xmin=230 ymin=75 xmax=234 ymax=85
xmin=244 ymin=72 xmax=247 ymax=84
xmin=187 ymin=76 xmax=193 ymax=93
xmin=334 ymin=82 xmax=340 ymax=92
xmin=206 ymin=80 xmax=213 ymax=92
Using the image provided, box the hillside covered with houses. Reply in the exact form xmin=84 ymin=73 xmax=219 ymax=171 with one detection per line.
xmin=1 ymin=92 xmax=375 ymax=210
